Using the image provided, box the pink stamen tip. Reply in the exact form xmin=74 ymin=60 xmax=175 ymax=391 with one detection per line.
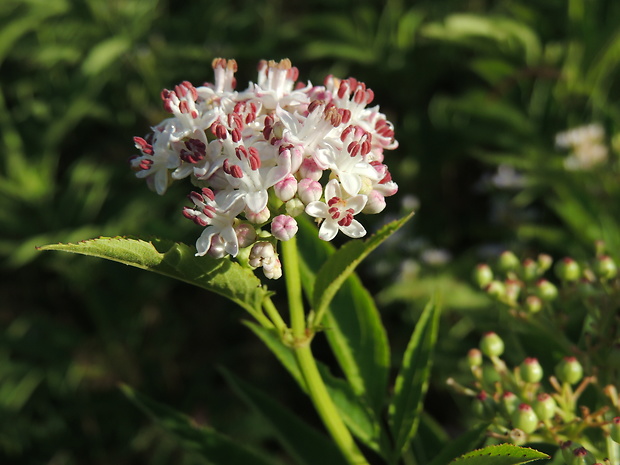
xmin=231 ymin=128 xmax=242 ymax=143
xmin=230 ymin=165 xmax=243 ymax=178
xmin=201 ymin=188 xmax=215 ymax=201
xmin=327 ymin=197 xmax=340 ymax=207
xmin=202 ymin=205 xmax=216 ymax=218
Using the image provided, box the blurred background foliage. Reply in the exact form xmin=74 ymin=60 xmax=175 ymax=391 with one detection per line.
xmin=2 ymin=0 xmax=620 ymax=463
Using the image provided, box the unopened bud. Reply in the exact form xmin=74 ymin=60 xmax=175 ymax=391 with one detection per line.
xmin=499 ymin=251 xmax=520 ymax=272
xmin=274 ymin=175 xmax=297 ymax=201
xmin=520 ymin=357 xmax=543 ymax=383
xmin=472 ymin=390 xmax=495 ymax=419
xmin=271 ymin=215 xmax=298 ymax=241
xmin=537 ymin=254 xmax=553 ymax=273
xmin=246 ymin=206 xmax=271 ymax=224
xmin=533 ymin=393 xmax=556 ymax=420
xmin=525 ymin=295 xmax=543 ymax=313
xmin=511 ymin=403 xmax=539 ymax=434
xmin=536 ymin=279 xmax=558 ymax=301
xmin=522 ymin=258 xmax=538 ymax=281
xmin=571 ymin=446 xmax=596 ymax=465
xmin=234 ymin=223 xmax=257 ymax=248
xmin=504 ymin=279 xmax=521 ymax=305
xmin=594 ymin=255 xmax=617 ymax=280
xmin=484 ymin=280 xmax=506 ymax=300
xmin=555 ymin=356 xmax=583 ymax=385
xmin=501 ymin=391 xmax=519 ymax=416
xmin=480 ymin=332 xmax=504 ymax=357
xmin=467 ymin=348 xmax=483 ymax=367
xmin=285 ymin=198 xmax=305 ymax=217
xmin=362 ymin=190 xmax=386 ymax=214
xmin=297 ymin=178 xmax=322 ymax=204
xmin=611 ymin=417 xmax=620 ymax=444
xmin=474 ymin=264 xmax=494 ymax=288
xmin=555 ymin=257 xmax=581 ymax=281
xmin=508 ymin=428 xmax=527 ymax=445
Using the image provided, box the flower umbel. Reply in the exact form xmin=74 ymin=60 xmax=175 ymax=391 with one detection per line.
xmin=132 ymin=58 xmax=401 ymax=277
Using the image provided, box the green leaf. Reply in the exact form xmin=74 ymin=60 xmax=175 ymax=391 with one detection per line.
xmin=220 ymin=368 xmax=347 ymax=465
xmin=296 ymin=217 xmax=391 ymax=415
xmin=38 ymin=237 xmax=269 ymax=315
xmin=388 ymin=298 xmax=441 ymax=461
xmin=449 ymin=444 xmax=549 ymax=465
xmin=312 ymin=212 xmax=413 ymax=323
xmin=428 ymin=423 xmax=490 ymax=465
xmin=120 ymin=384 xmax=276 ymax=465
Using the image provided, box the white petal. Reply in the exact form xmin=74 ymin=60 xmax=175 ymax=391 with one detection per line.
xmin=220 ymin=226 xmax=239 ymax=257
xmin=340 ymin=219 xmax=366 ymax=239
xmin=305 ymin=201 xmax=328 ymax=218
xmin=346 ymin=195 xmax=368 ymax=215
xmin=339 ymin=172 xmax=361 ymax=196
xmin=154 ymin=169 xmax=169 ymax=195
xmin=245 ymin=190 xmax=268 ymax=214
xmin=324 ymin=179 xmax=341 ymax=200
xmin=195 ymin=227 xmax=216 ymax=256
xmin=319 ymin=220 xmax=338 ymax=241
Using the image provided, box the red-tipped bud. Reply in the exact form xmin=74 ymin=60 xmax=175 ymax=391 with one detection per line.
xmin=480 ymin=332 xmax=504 ymax=358
xmin=511 ymin=403 xmax=538 ymax=434
xmin=533 ymin=393 xmax=556 ymax=420
xmin=554 ymin=257 xmax=581 ymax=282
xmin=520 ymin=357 xmax=543 ymax=383
xmin=474 ymin=263 xmax=494 ymax=288
xmin=555 ymin=356 xmax=583 ymax=385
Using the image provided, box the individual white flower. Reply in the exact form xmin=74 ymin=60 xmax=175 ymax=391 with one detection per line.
xmin=243 ymin=59 xmax=310 ymax=110
xmin=131 ymin=121 xmax=180 ymax=195
xmin=305 ymin=179 xmax=367 ymax=241
xmin=182 ymin=188 xmax=245 ymax=257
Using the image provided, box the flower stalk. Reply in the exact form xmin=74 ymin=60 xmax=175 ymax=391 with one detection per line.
xmin=281 ymin=237 xmax=369 ymax=465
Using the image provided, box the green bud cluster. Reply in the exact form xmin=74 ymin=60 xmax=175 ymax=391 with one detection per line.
xmin=453 ymin=334 xmax=618 ymax=459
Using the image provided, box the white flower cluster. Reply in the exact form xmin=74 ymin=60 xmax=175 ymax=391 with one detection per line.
xmin=131 ymin=58 xmax=399 ymax=277
xmin=555 ymin=123 xmax=608 ymax=171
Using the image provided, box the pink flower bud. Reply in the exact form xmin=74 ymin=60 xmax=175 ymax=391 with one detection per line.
xmin=207 ymin=234 xmax=227 ymax=259
xmin=298 ymin=178 xmax=322 ymax=204
xmin=362 ymin=190 xmax=386 ymax=214
xmin=271 ymin=215 xmax=298 ymax=241
xmin=234 ymin=223 xmax=257 ymax=248
xmin=274 ymin=175 xmax=298 ymax=201
xmin=246 ymin=206 xmax=270 ymax=224
xmin=299 ymin=158 xmax=323 ymax=181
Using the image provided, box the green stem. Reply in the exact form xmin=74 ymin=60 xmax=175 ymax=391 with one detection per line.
xmin=263 ymin=296 xmax=288 ymax=333
xmin=280 ymin=238 xmax=369 ymax=465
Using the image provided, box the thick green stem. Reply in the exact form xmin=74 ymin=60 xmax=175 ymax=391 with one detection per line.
xmin=280 ymin=238 xmax=369 ymax=465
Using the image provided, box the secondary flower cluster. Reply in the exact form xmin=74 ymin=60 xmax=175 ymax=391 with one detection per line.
xmin=131 ymin=58 xmax=398 ymax=277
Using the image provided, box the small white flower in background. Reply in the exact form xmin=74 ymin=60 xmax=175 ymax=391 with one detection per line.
xmin=132 ymin=58 xmax=402 ymax=278
xmin=555 ymin=123 xmax=608 ymax=171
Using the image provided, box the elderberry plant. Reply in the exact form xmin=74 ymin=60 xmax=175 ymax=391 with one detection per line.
xmin=39 ymin=59 xmax=549 ymax=465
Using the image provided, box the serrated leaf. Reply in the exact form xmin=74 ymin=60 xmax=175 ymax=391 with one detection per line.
xmin=120 ymin=384 xmax=276 ymax=465
xmin=296 ymin=217 xmax=390 ymax=417
xmin=38 ymin=237 xmax=269 ymax=315
xmin=449 ymin=444 xmax=549 ymax=465
xmin=312 ymin=212 xmax=413 ymax=327
xmin=389 ymin=298 xmax=441 ymax=461
xmin=220 ymin=369 xmax=346 ymax=465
